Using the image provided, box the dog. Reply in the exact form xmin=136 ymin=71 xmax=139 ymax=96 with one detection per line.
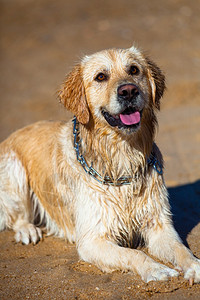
xmin=0 ymin=46 xmax=200 ymax=283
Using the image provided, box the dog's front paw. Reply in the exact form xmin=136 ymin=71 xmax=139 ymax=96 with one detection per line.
xmin=184 ymin=259 xmax=200 ymax=284
xmin=14 ymin=222 xmax=42 ymax=245
xmin=141 ymin=262 xmax=179 ymax=283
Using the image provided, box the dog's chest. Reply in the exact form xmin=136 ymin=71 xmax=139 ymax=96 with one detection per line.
xmin=78 ymin=182 xmax=147 ymax=247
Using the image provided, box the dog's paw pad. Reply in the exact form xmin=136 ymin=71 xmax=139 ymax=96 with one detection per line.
xmin=15 ymin=223 xmax=42 ymax=245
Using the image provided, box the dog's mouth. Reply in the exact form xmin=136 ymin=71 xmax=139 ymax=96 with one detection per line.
xmin=101 ymin=106 xmax=142 ymax=131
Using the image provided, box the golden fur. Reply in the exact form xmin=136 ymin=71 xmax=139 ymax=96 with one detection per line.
xmin=0 ymin=46 xmax=200 ymax=283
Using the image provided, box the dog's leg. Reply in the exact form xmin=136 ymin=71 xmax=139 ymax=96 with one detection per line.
xmin=145 ymin=211 xmax=200 ymax=283
xmin=77 ymin=236 xmax=179 ymax=282
xmin=0 ymin=153 xmax=42 ymax=244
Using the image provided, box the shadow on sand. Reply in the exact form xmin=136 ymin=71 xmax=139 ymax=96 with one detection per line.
xmin=168 ymin=179 xmax=200 ymax=245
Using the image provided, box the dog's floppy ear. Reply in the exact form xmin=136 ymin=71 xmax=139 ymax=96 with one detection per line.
xmin=146 ymin=57 xmax=166 ymax=110
xmin=58 ymin=64 xmax=89 ymax=124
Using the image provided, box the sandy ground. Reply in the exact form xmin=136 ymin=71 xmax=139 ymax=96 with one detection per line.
xmin=0 ymin=0 xmax=200 ymax=299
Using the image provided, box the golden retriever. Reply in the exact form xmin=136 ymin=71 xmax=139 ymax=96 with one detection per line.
xmin=0 ymin=46 xmax=200 ymax=283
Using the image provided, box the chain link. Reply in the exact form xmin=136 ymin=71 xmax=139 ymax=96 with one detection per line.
xmin=147 ymin=155 xmax=163 ymax=175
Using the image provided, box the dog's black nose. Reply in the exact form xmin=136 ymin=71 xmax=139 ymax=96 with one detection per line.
xmin=117 ymin=84 xmax=139 ymax=101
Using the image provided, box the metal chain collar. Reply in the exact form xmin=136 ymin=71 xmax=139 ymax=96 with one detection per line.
xmin=73 ymin=117 xmax=163 ymax=186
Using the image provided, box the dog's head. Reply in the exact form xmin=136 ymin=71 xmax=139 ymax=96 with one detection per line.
xmin=59 ymin=46 xmax=165 ymax=135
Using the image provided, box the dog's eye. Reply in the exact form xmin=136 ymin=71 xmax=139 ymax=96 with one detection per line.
xmin=130 ymin=66 xmax=140 ymax=75
xmin=95 ymin=73 xmax=107 ymax=82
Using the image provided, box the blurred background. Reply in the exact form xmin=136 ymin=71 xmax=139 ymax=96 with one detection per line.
xmin=0 ymin=1 xmax=200 ymax=298
xmin=0 ymin=0 xmax=200 ymax=186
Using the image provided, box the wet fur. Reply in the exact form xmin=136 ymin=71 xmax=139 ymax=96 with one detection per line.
xmin=0 ymin=46 xmax=200 ymax=283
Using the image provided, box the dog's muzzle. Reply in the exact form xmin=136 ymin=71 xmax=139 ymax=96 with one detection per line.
xmin=101 ymin=83 xmax=143 ymax=132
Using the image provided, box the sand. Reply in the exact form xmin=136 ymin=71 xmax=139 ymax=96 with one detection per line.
xmin=0 ymin=0 xmax=200 ymax=299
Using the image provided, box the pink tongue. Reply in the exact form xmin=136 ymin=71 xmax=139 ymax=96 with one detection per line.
xmin=120 ymin=111 xmax=140 ymax=125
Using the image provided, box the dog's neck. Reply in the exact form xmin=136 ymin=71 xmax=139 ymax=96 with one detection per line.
xmin=77 ymin=111 xmax=157 ymax=184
